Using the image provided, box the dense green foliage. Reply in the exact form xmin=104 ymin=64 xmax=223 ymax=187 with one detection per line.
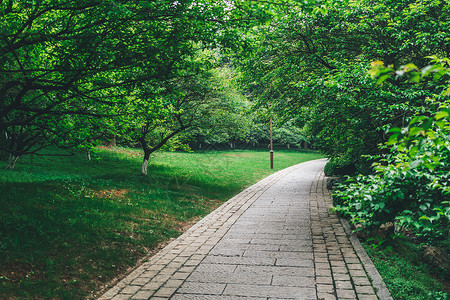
xmin=240 ymin=0 xmax=450 ymax=174
xmin=334 ymin=100 xmax=450 ymax=239
xmin=0 ymin=0 xmax=282 ymax=170
xmin=333 ymin=60 xmax=450 ymax=240
xmin=0 ymin=148 xmax=322 ymax=298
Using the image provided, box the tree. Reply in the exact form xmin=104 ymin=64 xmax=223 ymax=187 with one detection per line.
xmin=0 ymin=0 xmax=276 ymax=169
xmin=238 ymin=0 xmax=450 ymax=174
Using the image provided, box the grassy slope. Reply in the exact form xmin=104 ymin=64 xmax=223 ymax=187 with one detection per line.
xmin=362 ymin=238 xmax=449 ymax=300
xmin=0 ymin=147 xmax=323 ymax=299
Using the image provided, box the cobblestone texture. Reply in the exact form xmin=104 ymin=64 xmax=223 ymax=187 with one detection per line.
xmin=99 ymin=159 xmax=392 ymax=299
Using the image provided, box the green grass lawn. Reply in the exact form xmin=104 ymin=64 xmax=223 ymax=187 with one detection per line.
xmin=363 ymin=238 xmax=450 ymax=300
xmin=0 ymin=147 xmax=323 ymax=299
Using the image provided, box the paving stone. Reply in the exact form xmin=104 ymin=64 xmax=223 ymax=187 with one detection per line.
xmin=330 ymin=260 xmax=345 ymax=267
xmin=120 ymin=285 xmax=141 ymax=294
xmin=275 ymin=258 xmax=314 ymax=267
xmin=352 ymin=276 xmax=371 ymax=286
xmin=187 ymin=270 xmax=272 ymax=285
xmin=331 ymin=266 xmax=348 ymax=273
xmin=235 ymin=265 xmax=315 ymax=277
xmin=170 ymin=272 xmax=191 ymax=280
xmin=177 ymin=266 xmax=196 ymax=273
xmin=163 ymin=279 xmax=184 ymax=288
xmin=316 ymin=284 xmax=334 ymax=293
xmin=314 ymin=253 xmax=329 ymax=259
xmin=209 ymin=248 xmax=245 ymax=256
xmin=141 ymin=281 xmax=163 ymax=291
xmin=315 ymin=268 xmax=332 ymax=277
xmin=335 ymin=280 xmax=353 ymax=289
xmin=151 ymin=273 xmax=172 ymax=282
xmin=272 ymin=275 xmax=315 ymax=287
xmin=316 ymin=276 xmax=333 ymax=284
xmin=194 ymin=263 xmax=237 ymax=273
xmin=177 ymin=282 xmax=227 ymax=295
xmin=332 ymin=273 xmax=351 ymax=281
xmin=146 ymin=264 xmax=164 ymax=271
xmin=223 ymin=284 xmax=316 ymax=299
xmin=315 ymin=262 xmax=330 ymax=269
xmin=130 ymin=290 xmax=154 ymax=299
xmin=244 ymin=250 xmax=313 ymax=259
xmin=349 ymin=269 xmax=368 ymax=277
xmin=336 ymin=289 xmax=357 ymax=299
xmin=317 ymin=292 xmax=337 ymax=300
xmin=344 ymin=257 xmax=360 ymax=264
xmin=202 ymin=255 xmax=275 ymax=266
xmin=355 ymin=285 xmax=376 ymax=294
xmin=347 ymin=263 xmax=364 ymax=270
xmin=153 ymin=287 xmax=177 ymax=297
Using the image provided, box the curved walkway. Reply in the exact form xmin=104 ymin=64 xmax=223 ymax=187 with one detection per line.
xmin=99 ymin=159 xmax=392 ymax=300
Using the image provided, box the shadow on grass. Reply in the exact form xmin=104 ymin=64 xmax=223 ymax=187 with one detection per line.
xmin=0 ymin=147 xmax=323 ymax=298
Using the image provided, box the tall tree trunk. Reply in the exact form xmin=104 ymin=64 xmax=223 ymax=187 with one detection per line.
xmin=86 ymin=150 xmax=91 ymax=161
xmin=7 ymin=154 xmax=19 ymax=169
xmin=141 ymin=149 xmax=151 ymax=175
xmin=106 ymin=136 xmax=116 ymax=148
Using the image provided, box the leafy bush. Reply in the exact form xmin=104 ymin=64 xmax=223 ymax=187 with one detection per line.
xmin=324 ymin=155 xmax=357 ymax=176
xmin=333 ymin=99 xmax=450 ymax=240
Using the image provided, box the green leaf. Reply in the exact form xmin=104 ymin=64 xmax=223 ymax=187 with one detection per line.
xmin=387 ymin=134 xmax=399 ymax=145
xmin=389 ymin=127 xmax=401 ymax=133
xmin=409 ymin=127 xmax=423 ymax=136
xmin=376 ymin=74 xmax=391 ymax=84
xmin=435 ymin=110 xmax=449 ymax=120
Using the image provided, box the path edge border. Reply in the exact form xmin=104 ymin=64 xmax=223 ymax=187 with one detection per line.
xmin=339 ymin=216 xmax=393 ymax=300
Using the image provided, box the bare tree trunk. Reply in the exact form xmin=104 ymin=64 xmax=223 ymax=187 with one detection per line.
xmin=106 ymin=136 xmax=116 ymax=148
xmin=7 ymin=154 xmax=19 ymax=169
xmin=141 ymin=150 xmax=151 ymax=175
xmin=86 ymin=150 xmax=91 ymax=161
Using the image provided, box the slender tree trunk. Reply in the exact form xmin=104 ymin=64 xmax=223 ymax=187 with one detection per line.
xmin=86 ymin=150 xmax=91 ymax=161
xmin=141 ymin=150 xmax=151 ymax=175
xmin=106 ymin=136 xmax=116 ymax=148
xmin=7 ymin=154 xmax=20 ymax=169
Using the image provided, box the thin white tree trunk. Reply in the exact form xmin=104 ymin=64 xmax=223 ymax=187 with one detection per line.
xmin=7 ymin=154 xmax=19 ymax=169
xmin=86 ymin=150 xmax=91 ymax=161
xmin=141 ymin=159 xmax=149 ymax=175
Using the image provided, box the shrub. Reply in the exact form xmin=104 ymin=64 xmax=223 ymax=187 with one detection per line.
xmin=324 ymin=155 xmax=357 ymax=176
xmin=333 ymin=100 xmax=450 ymax=240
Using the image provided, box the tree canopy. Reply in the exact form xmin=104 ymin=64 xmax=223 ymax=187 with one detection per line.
xmin=0 ymin=0 xmax=279 ymax=169
xmin=239 ymin=0 xmax=450 ymax=174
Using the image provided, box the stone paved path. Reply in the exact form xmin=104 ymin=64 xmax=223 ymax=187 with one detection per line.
xmin=99 ymin=159 xmax=392 ymax=300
